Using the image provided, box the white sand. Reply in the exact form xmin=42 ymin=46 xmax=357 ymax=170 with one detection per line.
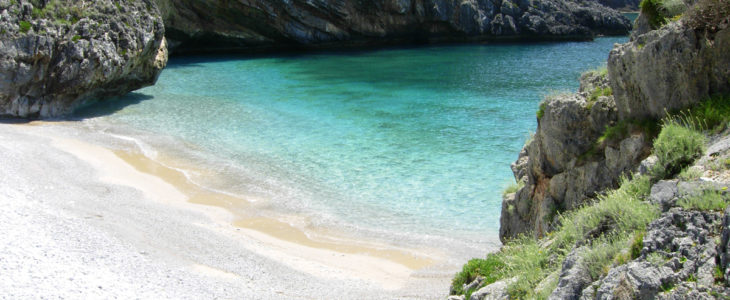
xmin=0 ymin=122 xmax=456 ymax=299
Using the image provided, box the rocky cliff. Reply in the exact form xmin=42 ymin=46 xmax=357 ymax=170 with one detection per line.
xmin=0 ymin=0 xmax=167 ymax=118
xmin=154 ymin=0 xmax=631 ymax=53
xmin=500 ymin=0 xmax=730 ymax=241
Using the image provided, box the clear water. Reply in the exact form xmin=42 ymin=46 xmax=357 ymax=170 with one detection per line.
xmin=76 ymin=37 xmax=627 ymax=251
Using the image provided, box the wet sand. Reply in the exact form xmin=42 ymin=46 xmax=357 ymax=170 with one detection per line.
xmin=0 ymin=122 xmax=458 ymax=299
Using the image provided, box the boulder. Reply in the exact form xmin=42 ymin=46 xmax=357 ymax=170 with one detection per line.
xmin=0 ymin=0 xmax=167 ymax=118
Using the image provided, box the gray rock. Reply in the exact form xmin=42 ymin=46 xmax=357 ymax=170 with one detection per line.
xmin=593 ymin=208 xmax=729 ymax=299
xmin=463 ymin=276 xmax=485 ymax=293
xmin=447 ymin=295 xmax=466 ymax=300
xmin=609 ymin=22 xmax=730 ymax=120
xmin=649 ymin=180 xmax=679 ymax=211
xmin=722 ymin=207 xmax=730 ymax=283
xmin=500 ymin=70 xmax=649 ymax=241
xmin=550 ymin=247 xmax=592 ymax=300
xmin=154 ymin=0 xmax=630 ymax=53
xmin=594 ymin=261 xmax=675 ymax=300
xmin=638 ymin=155 xmax=659 ymax=176
xmin=0 ymin=0 xmax=167 ymax=118
xmin=469 ymin=277 xmax=515 ymax=300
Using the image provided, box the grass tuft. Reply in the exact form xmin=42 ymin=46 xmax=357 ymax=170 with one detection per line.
xmin=19 ymin=20 xmax=31 ymax=33
xmin=503 ymin=179 xmax=525 ymax=197
xmin=537 ymin=101 xmax=547 ymax=120
xmin=651 ymin=123 xmax=706 ymax=179
xmin=678 ymin=189 xmax=729 ymax=211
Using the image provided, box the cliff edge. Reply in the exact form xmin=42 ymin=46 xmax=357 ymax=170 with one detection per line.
xmin=154 ymin=0 xmax=631 ymax=53
xmin=449 ymin=0 xmax=729 ymax=298
xmin=0 ymin=0 xmax=168 ymax=118
xmin=500 ymin=0 xmax=730 ymax=241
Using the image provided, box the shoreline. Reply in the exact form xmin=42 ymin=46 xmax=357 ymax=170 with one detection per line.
xmin=0 ymin=121 xmax=464 ymax=298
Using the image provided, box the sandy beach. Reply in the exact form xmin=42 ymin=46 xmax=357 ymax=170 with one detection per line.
xmin=0 ymin=121 xmax=460 ymax=299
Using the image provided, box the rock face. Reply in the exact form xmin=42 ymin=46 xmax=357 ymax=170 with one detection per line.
xmin=500 ymin=6 xmax=730 ymax=241
xmin=595 ymin=0 xmax=639 ymax=11
xmin=609 ymin=21 xmax=730 ymax=120
xmin=589 ymin=207 xmax=730 ymax=299
xmin=0 ymin=0 xmax=168 ymax=118
xmin=154 ymin=0 xmax=631 ymax=53
xmin=500 ymin=70 xmax=652 ymax=240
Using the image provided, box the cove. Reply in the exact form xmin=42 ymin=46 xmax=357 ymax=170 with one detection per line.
xmin=76 ymin=37 xmax=627 ymax=255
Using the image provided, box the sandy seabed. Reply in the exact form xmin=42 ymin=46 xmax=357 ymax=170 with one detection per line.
xmin=0 ymin=121 xmax=465 ymax=299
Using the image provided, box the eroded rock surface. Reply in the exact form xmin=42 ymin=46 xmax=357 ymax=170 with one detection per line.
xmin=609 ymin=21 xmax=730 ymax=120
xmin=500 ymin=8 xmax=730 ymax=241
xmin=154 ymin=0 xmax=631 ymax=53
xmin=0 ymin=0 xmax=167 ymax=118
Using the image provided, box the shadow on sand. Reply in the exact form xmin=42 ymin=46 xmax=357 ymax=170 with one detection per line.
xmin=0 ymin=92 xmax=154 ymax=124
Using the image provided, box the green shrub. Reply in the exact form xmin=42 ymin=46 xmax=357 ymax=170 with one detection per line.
xmin=630 ymin=231 xmax=644 ymax=259
xmin=503 ymin=179 xmax=525 ymax=197
xmin=680 ymin=95 xmax=730 ymax=133
xmin=678 ymin=189 xmax=728 ymax=211
xmin=598 ymin=118 xmax=660 ymax=145
xmin=583 ymin=236 xmax=631 ymax=280
xmin=451 ymin=255 xmax=506 ymax=295
xmin=647 ymin=252 xmax=667 ymax=266
xmin=686 ymin=0 xmax=730 ymax=33
xmin=587 ymin=87 xmax=613 ymax=108
xmin=551 ymin=175 xmax=655 ymax=251
xmin=678 ymin=167 xmax=703 ymax=180
xmin=450 ymin=175 xmax=658 ymax=297
xmin=640 ymin=0 xmax=688 ymax=29
xmin=537 ymin=101 xmax=547 ymax=119
xmin=71 ymin=35 xmax=81 ymax=42
xmin=652 ymin=124 xmax=706 ymax=179
xmin=19 ymin=20 xmax=31 ymax=33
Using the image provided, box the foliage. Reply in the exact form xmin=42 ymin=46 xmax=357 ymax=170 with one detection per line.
xmin=19 ymin=21 xmax=31 ymax=33
xmin=451 ymin=175 xmax=657 ymax=297
xmin=451 ymin=255 xmax=506 ymax=295
xmin=587 ymin=87 xmax=612 ymax=109
xmin=647 ymin=252 xmax=667 ymax=267
xmin=678 ymin=189 xmax=729 ymax=211
xmin=630 ymin=231 xmax=644 ymax=259
xmin=597 ymin=118 xmax=660 ymax=146
xmin=503 ymin=179 xmax=525 ymax=197
xmin=537 ymin=101 xmax=547 ymax=120
xmin=640 ymin=0 xmax=688 ymax=29
xmin=674 ymin=95 xmax=730 ymax=133
xmin=652 ymin=123 xmax=706 ymax=179
xmin=583 ymin=236 xmax=632 ymax=280
xmin=686 ymin=0 xmax=730 ymax=33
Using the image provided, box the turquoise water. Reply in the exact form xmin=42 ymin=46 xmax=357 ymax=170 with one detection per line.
xmin=78 ymin=37 xmax=626 ymax=249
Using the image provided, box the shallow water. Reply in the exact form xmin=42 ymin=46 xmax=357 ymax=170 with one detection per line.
xmin=76 ymin=37 xmax=627 ymax=255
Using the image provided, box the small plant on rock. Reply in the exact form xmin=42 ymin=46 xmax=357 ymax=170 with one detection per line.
xmin=652 ymin=123 xmax=706 ymax=179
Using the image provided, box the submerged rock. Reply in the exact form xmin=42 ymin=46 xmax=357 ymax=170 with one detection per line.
xmin=0 ymin=0 xmax=167 ymax=118
xmin=154 ymin=0 xmax=631 ymax=53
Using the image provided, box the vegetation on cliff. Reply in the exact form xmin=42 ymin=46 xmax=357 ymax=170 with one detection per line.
xmin=0 ymin=0 xmax=167 ymax=118
xmin=451 ymin=94 xmax=730 ymax=299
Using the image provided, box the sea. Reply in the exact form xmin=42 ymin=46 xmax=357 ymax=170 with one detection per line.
xmin=74 ymin=35 xmax=628 ymax=261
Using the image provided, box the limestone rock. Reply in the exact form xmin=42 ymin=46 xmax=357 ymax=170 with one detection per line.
xmin=154 ymin=0 xmax=631 ymax=53
xmin=0 ymin=0 xmax=167 ymax=118
xmin=499 ymin=70 xmax=650 ymax=240
xmin=649 ymin=180 xmax=679 ymax=211
xmin=593 ymin=208 xmax=729 ymax=299
xmin=549 ymin=247 xmax=592 ymax=300
xmin=609 ymin=21 xmax=730 ymax=120
xmin=469 ymin=277 xmax=515 ymax=300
